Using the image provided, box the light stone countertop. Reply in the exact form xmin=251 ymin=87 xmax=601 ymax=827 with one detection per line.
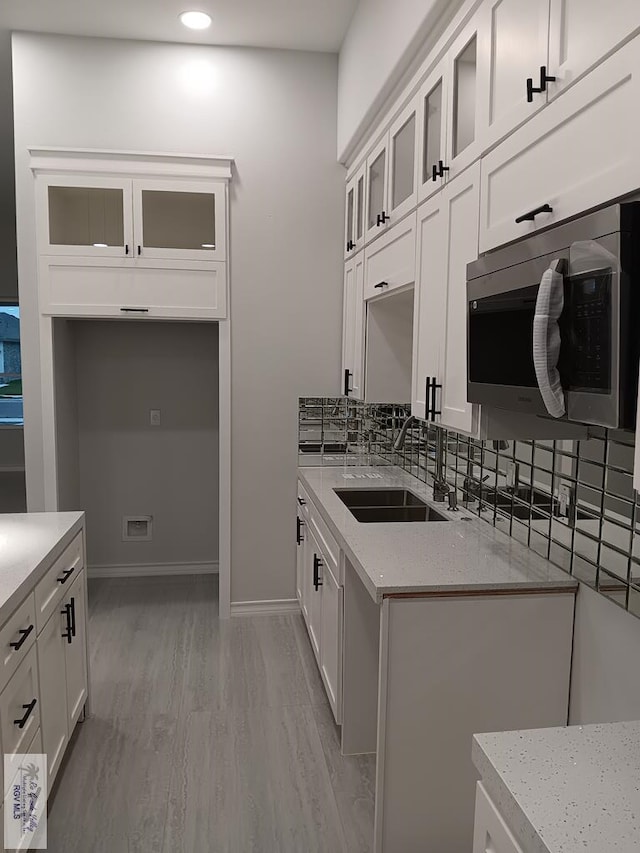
xmin=472 ymin=722 xmax=640 ymax=853
xmin=298 ymin=465 xmax=577 ymax=603
xmin=0 ymin=512 xmax=85 ymax=623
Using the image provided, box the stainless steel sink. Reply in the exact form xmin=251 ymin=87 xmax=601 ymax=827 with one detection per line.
xmin=334 ymin=488 xmax=450 ymax=523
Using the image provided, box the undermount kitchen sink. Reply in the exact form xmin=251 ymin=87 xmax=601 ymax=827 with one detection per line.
xmin=334 ymin=488 xmax=450 ymax=523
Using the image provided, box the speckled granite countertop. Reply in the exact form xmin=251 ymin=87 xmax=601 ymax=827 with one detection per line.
xmin=297 ymin=466 xmax=577 ymax=603
xmin=0 ymin=512 xmax=84 ymax=622
xmin=473 ymin=722 xmax=640 ymax=853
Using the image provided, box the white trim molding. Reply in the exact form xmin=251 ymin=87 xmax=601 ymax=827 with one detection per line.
xmin=88 ymin=561 xmax=219 ymax=578
xmin=230 ymin=599 xmax=300 ymax=617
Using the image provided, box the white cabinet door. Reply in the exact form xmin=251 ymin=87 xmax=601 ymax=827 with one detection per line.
xmin=0 ymin=646 xmax=41 ymax=778
xmin=365 ymin=134 xmax=391 ymax=243
xmin=473 ymin=782 xmax=524 ymax=853
xmin=437 ymin=162 xmax=481 ymax=435
xmin=320 ymin=560 xmax=343 ymax=725
xmin=63 ymin=571 xmax=88 ymax=730
xmin=478 ymin=0 xmax=550 ymax=150
xmin=417 ymin=59 xmax=450 ymax=204
xmin=37 ymin=608 xmax=69 ymax=788
xmin=342 ymin=253 xmax=365 ymax=400
xmin=37 ymin=175 xmax=132 ymax=259
xmin=479 ymin=34 xmax=640 ymax=253
xmin=548 ymin=0 xmax=640 ymax=97
xmin=412 ymin=194 xmax=447 ymax=421
xmin=132 ymin=179 xmax=227 ymax=263
xmin=296 ymin=510 xmax=306 ymax=611
xmin=345 ymin=162 xmax=367 ymax=259
xmin=306 ymin=528 xmax=323 ymax=662
xmin=444 ymin=14 xmax=483 ymax=182
xmin=388 ymin=97 xmax=419 ymax=225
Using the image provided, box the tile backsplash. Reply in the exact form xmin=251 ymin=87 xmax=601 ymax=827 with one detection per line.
xmin=298 ymin=397 xmax=640 ymax=619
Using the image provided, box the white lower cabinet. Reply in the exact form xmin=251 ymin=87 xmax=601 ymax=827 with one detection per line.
xmin=64 ymin=571 xmax=88 ymax=730
xmin=319 ymin=553 xmax=343 ymax=724
xmin=296 ymin=483 xmax=344 ymax=724
xmin=0 ymin=646 xmax=41 ymax=792
xmin=473 ymin=782 xmax=524 ymax=853
xmin=480 ymin=33 xmax=640 ymax=253
xmin=37 ymin=606 xmax=69 ymax=787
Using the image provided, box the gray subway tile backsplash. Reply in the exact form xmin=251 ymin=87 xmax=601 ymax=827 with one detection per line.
xmin=299 ymin=397 xmax=639 ymax=620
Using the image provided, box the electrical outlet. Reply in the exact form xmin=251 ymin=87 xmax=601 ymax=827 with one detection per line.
xmin=506 ymin=461 xmax=519 ymax=489
xmin=558 ymin=484 xmax=573 ymax=518
xmin=150 ymin=409 xmax=161 ymax=426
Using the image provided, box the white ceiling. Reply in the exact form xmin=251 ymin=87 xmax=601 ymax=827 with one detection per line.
xmin=0 ymin=0 xmax=359 ymax=53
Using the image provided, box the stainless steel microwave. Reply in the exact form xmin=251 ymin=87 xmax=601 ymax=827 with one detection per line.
xmin=466 ymin=203 xmax=640 ymax=429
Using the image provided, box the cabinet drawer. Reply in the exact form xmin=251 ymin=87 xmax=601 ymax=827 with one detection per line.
xmin=35 ymin=531 xmax=83 ymax=634
xmin=0 ymin=596 xmax=37 ymax=694
xmin=480 ymin=36 xmax=640 ymax=253
xmin=297 ymin=481 xmax=312 ymax=520
xmin=473 ymin=782 xmax=524 ymax=853
xmin=364 ymin=212 xmax=416 ymax=300
xmin=39 ymin=255 xmax=227 ymax=320
xmin=0 ymin=647 xmax=41 ymax=781
xmin=308 ymin=505 xmax=341 ymax=586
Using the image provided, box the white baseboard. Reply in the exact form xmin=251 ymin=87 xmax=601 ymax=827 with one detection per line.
xmin=88 ymin=561 xmax=219 ymax=578
xmin=230 ymin=598 xmax=300 ymax=617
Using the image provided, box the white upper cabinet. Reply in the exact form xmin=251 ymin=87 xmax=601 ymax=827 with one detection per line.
xmin=436 ymin=162 xmax=481 ymax=435
xmin=480 ymin=33 xmax=640 ymax=252
xmin=478 ymin=0 xmax=551 ymax=151
xmin=39 ymin=175 xmax=132 ymax=258
xmin=365 ymin=134 xmax=391 ymax=243
xmin=413 ymin=193 xmax=447 ymax=421
xmin=388 ymin=97 xmax=420 ymax=224
xmin=548 ymin=0 xmax=640 ymax=97
xmin=445 ymin=16 xmax=483 ymax=182
xmin=132 ymin=179 xmax=226 ymax=263
xmin=344 ymin=162 xmax=366 ymax=259
xmin=417 ymin=60 xmax=449 ymax=204
xmin=342 ymin=252 xmax=365 ymax=400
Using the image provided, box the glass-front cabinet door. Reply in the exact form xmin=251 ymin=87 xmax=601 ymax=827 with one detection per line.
xmin=445 ymin=15 xmax=482 ymax=181
xmin=344 ymin=162 xmax=366 ymax=259
xmin=388 ymin=96 xmax=419 ymax=224
xmin=365 ymin=134 xmax=390 ymax=244
xmin=417 ymin=60 xmax=449 ymax=203
xmin=132 ymin=179 xmax=227 ymax=262
xmin=40 ymin=176 xmax=132 ymax=258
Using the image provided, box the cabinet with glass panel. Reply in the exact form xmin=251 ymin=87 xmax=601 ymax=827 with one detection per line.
xmin=344 ymin=162 xmax=366 ymax=259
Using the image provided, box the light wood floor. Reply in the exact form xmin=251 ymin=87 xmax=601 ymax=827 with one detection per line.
xmin=46 ymin=575 xmax=376 ymax=853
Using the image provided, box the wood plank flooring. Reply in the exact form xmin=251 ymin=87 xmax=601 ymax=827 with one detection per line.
xmin=46 ymin=576 xmax=375 ymax=853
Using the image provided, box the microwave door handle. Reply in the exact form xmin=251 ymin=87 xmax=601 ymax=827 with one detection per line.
xmin=533 ymin=258 xmax=567 ymax=418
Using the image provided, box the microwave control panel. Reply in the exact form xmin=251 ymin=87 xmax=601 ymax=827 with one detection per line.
xmin=567 ymin=269 xmax=612 ymax=392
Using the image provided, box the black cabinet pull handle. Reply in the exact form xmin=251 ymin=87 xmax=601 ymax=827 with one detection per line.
xmin=430 ymin=378 xmax=442 ymax=422
xmin=313 ymin=554 xmax=323 ymax=591
xmin=425 ymin=377 xmax=433 ymax=418
xmin=296 ymin=516 xmax=304 ymax=545
xmin=515 ymin=203 xmax=553 ymax=224
xmin=527 ymin=65 xmax=556 ymax=102
xmin=374 ymin=281 xmax=389 ymax=290
xmin=120 ymin=307 xmax=150 ymax=313
xmin=57 ymin=566 xmax=75 ymax=585
xmin=297 ymin=497 xmax=306 ymax=507
xmin=125 ymin=244 xmax=129 ymax=255
xmin=61 ymin=603 xmax=73 ymax=643
xmin=346 ymin=239 xmax=355 ymax=252
xmin=70 ymin=597 xmax=77 ymax=639
xmin=437 ymin=160 xmax=449 ymax=178
xmin=9 ymin=625 xmax=34 ymax=651
xmin=380 ymin=211 xmax=388 ymax=224
xmin=137 ymin=245 xmax=141 ymax=256
xmin=432 ymin=164 xmax=438 ymax=182
xmin=14 ymin=699 xmax=37 ymax=730
xmin=344 ymin=368 xmax=353 ymax=396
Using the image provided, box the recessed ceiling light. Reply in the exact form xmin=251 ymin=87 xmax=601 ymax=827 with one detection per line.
xmin=180 ymin=11 xmax=212 ymax=30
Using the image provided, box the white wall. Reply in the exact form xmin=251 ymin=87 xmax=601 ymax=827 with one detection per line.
xmin=337 ymin=0 xmax=463 ymax=161
xmin=569 ymin=584 xmax=640 ymax=724
xmin=12 ymin=34 xmax=344 ymax=603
